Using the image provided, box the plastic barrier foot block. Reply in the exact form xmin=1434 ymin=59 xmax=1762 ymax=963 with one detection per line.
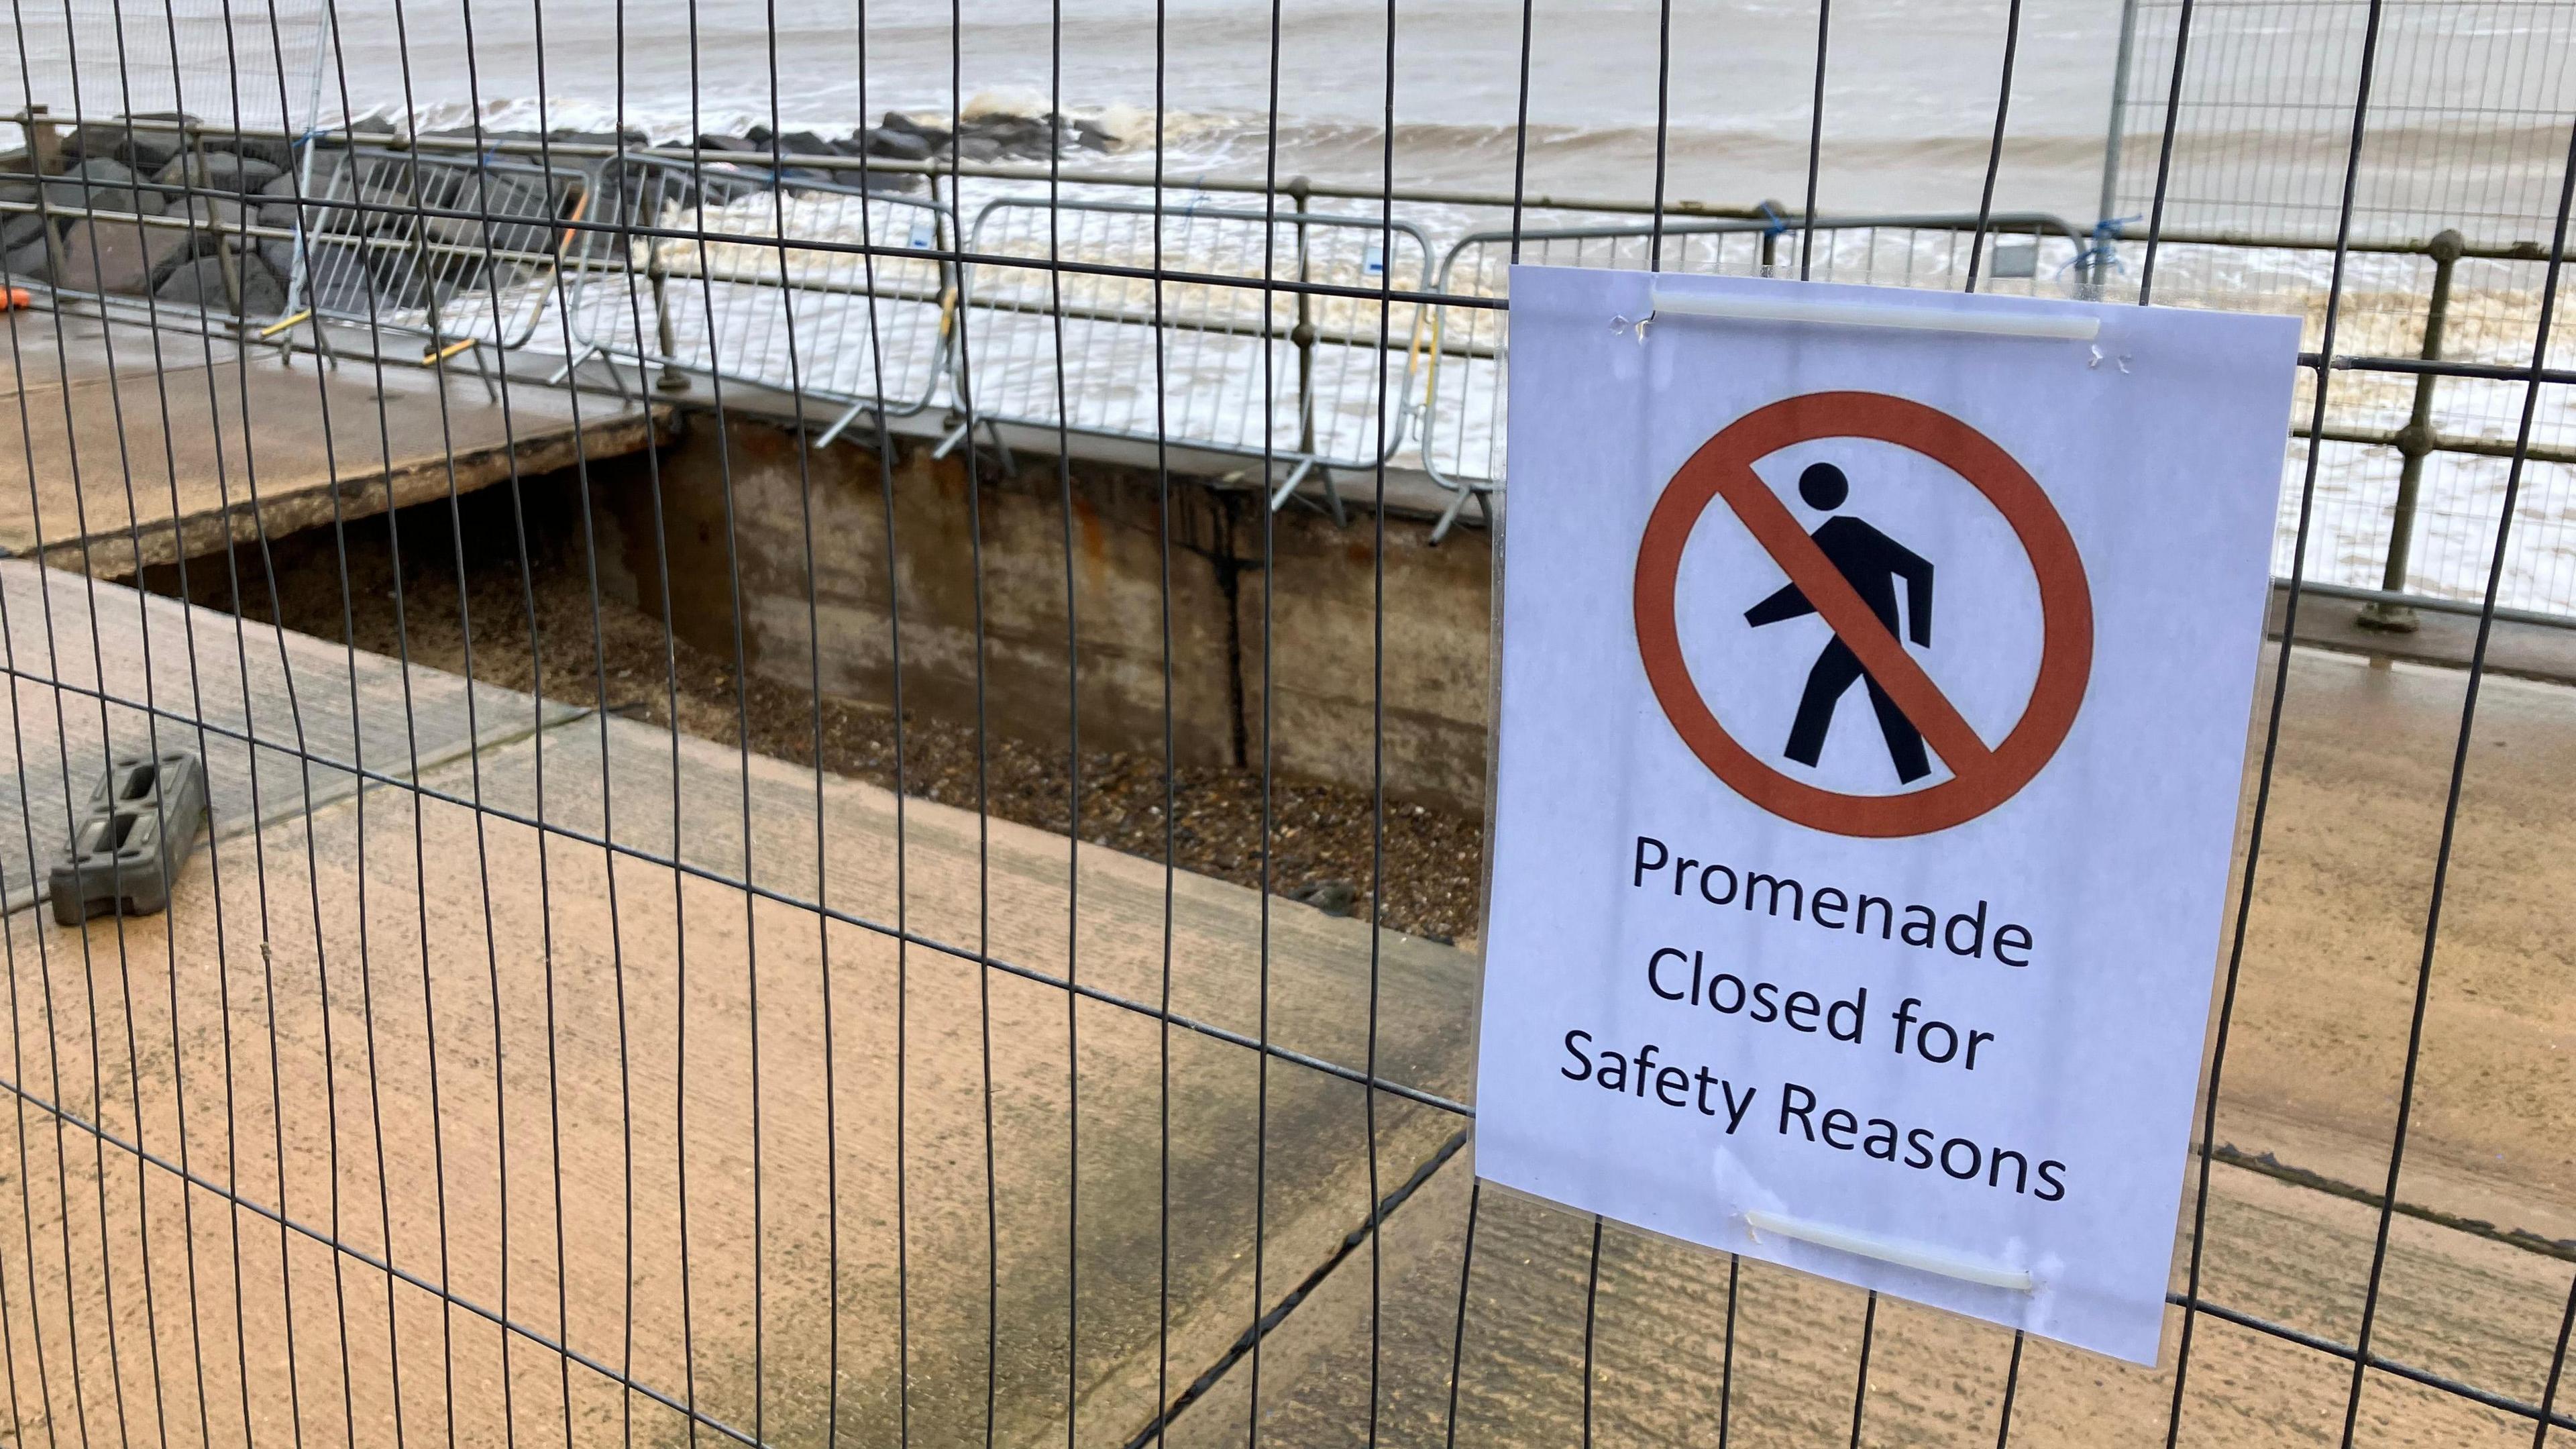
xmin=48 ymin=751 xmax=209 ymax=926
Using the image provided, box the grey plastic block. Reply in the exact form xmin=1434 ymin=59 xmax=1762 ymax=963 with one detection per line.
xmin=48 ymin=751 xmax=209 ymax=926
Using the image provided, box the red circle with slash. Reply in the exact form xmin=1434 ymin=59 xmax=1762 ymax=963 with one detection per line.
xmin=1633 ymin=390 xmax=2094 ymax=839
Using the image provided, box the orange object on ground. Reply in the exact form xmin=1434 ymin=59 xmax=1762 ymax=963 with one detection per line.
xmin=0 ymin=288 xmax=30 ymax=311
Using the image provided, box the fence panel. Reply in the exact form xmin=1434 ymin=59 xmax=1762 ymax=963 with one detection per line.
xmin=286 ymin=145 xmax=586 ymax=360
xmin=1 ymin=0 xmax=2574 ymax=1439
xmin=560 ymin=153 xmax=955 ymax=423
xmin=958 ymin=195 xmax=1432 ymax=502
xmin=1417 ymin=215 xmax=2090 ymax=539
xmin=2105 ymin=0 xmax=2576 ymax=247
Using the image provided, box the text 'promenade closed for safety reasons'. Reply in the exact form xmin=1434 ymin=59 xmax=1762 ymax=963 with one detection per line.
xmin=1475 ymin=270 xmax=2303 ymax=1364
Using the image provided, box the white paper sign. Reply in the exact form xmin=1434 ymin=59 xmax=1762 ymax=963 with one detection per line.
xmin=1475 ymin=268 xmax=2302 ymax=1364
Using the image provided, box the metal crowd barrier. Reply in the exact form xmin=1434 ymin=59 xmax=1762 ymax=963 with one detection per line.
xmin=559 ymin=154 xmax=956 ymax=441
xmin=955 ymin=194 xmax=1436 ymax=521
xmin=13 ymin=113 xmax=2573 ymax=623
xmin=275 ymin=145 xmax=588 ymax=376
xmin=1415 ymin=213 xmax=2091 ymax=543
xmin=0 ymin=129 xmax=592 ymax=397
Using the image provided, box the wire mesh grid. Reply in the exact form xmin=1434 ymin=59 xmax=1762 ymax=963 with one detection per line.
xmin=2109 ymin=0 xmax=2576 ymax=247
xmin=9 ymin=0 xmax=329 ymax=142
xmin=0 ymin=0 xmax=2565 ymax=1445
xmin=957 ymin=196 xmax=1431 ymax=472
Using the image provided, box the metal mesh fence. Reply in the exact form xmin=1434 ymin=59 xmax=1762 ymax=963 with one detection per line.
xmin=0 ymin=0 xmax=2565 ymax=1446
xmin=2105 ymin=0 xmax=2576 ymax=247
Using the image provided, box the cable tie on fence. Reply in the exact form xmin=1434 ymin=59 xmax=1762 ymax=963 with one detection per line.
xmin=2059 ymin=213 xmax=2141 ymax=282
xmin=1758 ymin=199 xmax=1789 ymax=236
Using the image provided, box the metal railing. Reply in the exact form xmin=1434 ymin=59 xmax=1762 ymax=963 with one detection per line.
xmin=1414 ymin=211 xmax=2094 ymax=542
xmin=8 ymin=118 xmax=2573 ymax=621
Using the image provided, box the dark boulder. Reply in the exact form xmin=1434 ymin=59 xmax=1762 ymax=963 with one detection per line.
xmin=152 ymin=150 xmax=282 ymax=197
xmin=56 ymin=213 xmax=193 ymax=295
xmin=0 ymin=209 xmax=47 ymax=253
xmin=44 ymin=159 xmax=163 ymax=225
xmin=856 ymin=126 xmax=932 ymax=162
xmin=0 ymin=175 xmax=42 ymax=248
xmin=53 ymin=156 xmax=134 ymax=189
xmin=64 ymin=119 xmax=178 ymax=173
xmin=256 ymin=231 xmax=300 ymax=282
xmin=3 ymin=235 xmax=50 ymax=282
xmin=210 ymin=133 xmax=297 ymax=171
xmin=969 ymin=114 xmax=1051 ymax=155
xmin=426 ymin=172 xmax=556 ymax=254
xmin=155 ymin=251 xmax=288 ymax=317
xmin=305 ymin=253 xmax=388 ymax=315
xmin=878 ymin=111 xmax=951 ymax=151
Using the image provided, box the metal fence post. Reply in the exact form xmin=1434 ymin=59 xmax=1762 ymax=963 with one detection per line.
xmin=28 ymin=105 xmax=69 ymax=289
xmin=193 ymin=123 xmax=247 ymax=321
xmin=1289 ymin=174 xmax=1316 ymax=459
xmin=2357 ymin=227 xmax=2462 ymax=634
xmin=648 ymin=244 xmax=688 ymax=391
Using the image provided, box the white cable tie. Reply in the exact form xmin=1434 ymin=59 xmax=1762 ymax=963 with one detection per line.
xmin=1647 ymin=288 xmax=2100 ymax=342
xmin=1741 ymin=1209 xmax=2037 ymax=1291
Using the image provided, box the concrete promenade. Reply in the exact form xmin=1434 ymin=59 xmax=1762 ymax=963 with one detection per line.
xmin=0 ymin=311 xmax=664 ymax=578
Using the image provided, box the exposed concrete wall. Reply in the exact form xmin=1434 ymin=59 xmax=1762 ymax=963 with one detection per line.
xmin=1244 ymin=508 xmax=1492 ymax=811
xmin=592 ymin=414 xmax=1495 ymax=811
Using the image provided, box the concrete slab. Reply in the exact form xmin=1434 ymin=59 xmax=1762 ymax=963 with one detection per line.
xmin=0 ymin=558 xmax=581 ymax=914
xmin=0 ymin=573 xmax=1479 ymax=1449
xmin=2268 ymin=580 xmax=2576 ymax=687
xmin=0 ymin=573 xmax=2568 ymax=1448
xmin=1164 ymin=640 xmax=2576 ymax=1448
xmin=0 ymin=309 xmax=668 ymax=578
xmin=1166 ymin=1141 xmax=2575 ymax=1449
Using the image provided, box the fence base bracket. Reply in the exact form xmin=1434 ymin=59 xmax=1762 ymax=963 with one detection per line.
xmin=48 ymin=752 xmax=209 ymax=927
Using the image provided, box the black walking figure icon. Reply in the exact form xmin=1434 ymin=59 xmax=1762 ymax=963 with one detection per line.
xmin=1743 ymin=462 xmax=1938 ymax=783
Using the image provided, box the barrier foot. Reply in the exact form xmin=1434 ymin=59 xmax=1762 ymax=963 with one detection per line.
xmin=544 ymin=344 xmax=596 ymax=387
xmin=985 ymin=417 xmax=1017 ymax=477
xmin=814 ymin=400 xmax=873 ymax=450
xmin=1267 ymin=457 xmax=1316 ymax=514
xmin=1428 ymin=481 xmax=1482 ymax=546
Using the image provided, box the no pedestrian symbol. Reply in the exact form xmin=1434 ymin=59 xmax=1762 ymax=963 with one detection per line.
xmin=1633 ymin=390 xmax=2096 ymax=839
